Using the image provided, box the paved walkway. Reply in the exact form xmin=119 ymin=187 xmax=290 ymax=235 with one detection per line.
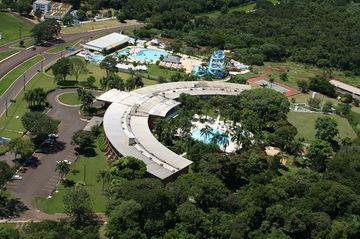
xmin=4 ymin=89 xmax=87 ymax=220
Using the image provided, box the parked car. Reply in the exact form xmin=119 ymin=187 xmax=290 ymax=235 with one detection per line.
xmin=56 ymin=160 xmax=71 ymax=165
xmin=48 ymin=133 xmax=59 ymax=139
xmin=24 ymin=156 xmax=39 ymax=167
xmin=12 ymin=175 xmax=23 ymax=180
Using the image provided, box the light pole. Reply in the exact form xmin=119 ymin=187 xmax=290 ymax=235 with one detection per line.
xmin=5 ymin=96 xmax=8 ymax=117
xmin=23 ymin=74 xmax=26 ymax=91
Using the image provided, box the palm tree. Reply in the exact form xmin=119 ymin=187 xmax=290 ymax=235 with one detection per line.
xmin=218 ymin=132 xmax=229 ymax=150
xmin=200 ymin=125 xmax=213 ymax=142
xmin=55 ymin=161 xmax=71 ymax=181
xmin=97 ymin=169 xmax=110 ymax=191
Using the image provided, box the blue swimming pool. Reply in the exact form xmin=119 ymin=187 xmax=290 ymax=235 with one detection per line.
xmin=191 ymin=128 xmax=229 ymax=145
xmin=117 ymin=47 xmax=168 ymax=62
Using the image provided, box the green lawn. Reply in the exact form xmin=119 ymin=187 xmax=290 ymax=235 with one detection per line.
xmin=0 ymin=72 xmax=56 ymax=139
xmin=287 ymin=111 xmax=357 ymax=143
xmin=146 ymin=64 xmax=184 ymax=79
xmin=0 ymin=50 xmax=18 ymax=62
xmin=35 ymin=136 xmax=108 ymax=213
xmin=0 ymin=55 xmax=44 ymax=96
xmin=58 ymin=92 xmax=81 ymax=105
xmin=0 ymin=13 xmax=33 ymax=46
xmin=47 ymin=39 xmax=80 ymax=54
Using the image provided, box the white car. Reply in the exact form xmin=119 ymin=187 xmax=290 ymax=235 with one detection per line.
xmin=56 ymin=160 xmax=72 ymax=165
xmin=48 ymin=133 xmax=59 ymax=138
xmin=12 ymin=175 xmax=23 ymax=180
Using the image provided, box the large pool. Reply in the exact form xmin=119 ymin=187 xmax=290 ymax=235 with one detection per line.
xmin=117 ymin=47 xmax=168 ymax=63
xmin=191 ymin=128 xmax=229 ymax=145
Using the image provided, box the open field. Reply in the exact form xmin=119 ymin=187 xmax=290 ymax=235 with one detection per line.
xmin=203 ymin=0 xmax=279 ymax=17
xmin=58 ymin=92 xmax=81 ymax=105
xmin=61 ymin=19 xmax=122 ymax=34
xmin=0 ymin=13 xmax=33 ymax=46
xmin=47 ymin=39 xmax=80 ymax=54
xmin=0 ymin=50 xmax=18 ymax=62
xmin=35 ymin=135 xmax=108 ymax=213
xmin=252 ymin=61 xmax=360 ymax=88
xmin=287 ymin=111 xmax=357 ymax=143
xmin=0 ymin=72 xmax=55 ymax=139
xmin=0 ymin=55 xmax=44 ymax=96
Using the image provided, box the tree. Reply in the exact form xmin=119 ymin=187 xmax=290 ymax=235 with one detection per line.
xmin=308 ymin=97 xmax=321 ymax=109
xmin=63 ymin=187 xmax=94 ymax=227
xmin=322 ymin=101 xmax=333 ymax=114
xmin=21 ymin=112 xmax=58 ymax=138
xmin=70 ymin=57 xmax=86 ymax=81
xmin=308 ymin=76 xmax=336 ymax=97
xmin=200 ymin=125 xmax=213 ymax=142
xmin=110 ymin=156 xmax=146 ymax=180
xmin=31 ymin=19 xmax=61 ymax=44
xmin=100 ymin=56 xmax=118 ymax=76
xmin=17 ymin=0 xmax=31 ymax=15
xmin=97 ymin=169 xmax=110 ymax=191
xmin=107 ymin=200 xmax=144 ymax=239
xmin=8 ymin=138 xmax=34 ymax=159
xmin=77 ymin=89 xmax=95 ymax=114
xmin=34 ymin=9 xmax=43 ymax=20
xmin=297 ymin=80 xmax=309 ymax=93
xmin=55 ymin=161 xmax=71 ymax=180
xmin=100 ymin=75 xmax=125 ymax=91
xmin=71 ymin=130 xmax=94 ymax=152
xmin=86 ymin=76 xmax=96 ymax=89
xmin=0 ymin=161 xmax=14 ymax=187
xmin=24 ymin=87 xmax=47 ymax=108
xmin=315 ymin=116 xmax=339 ymax=142
xmin=168 ymin=173 xmax=229 ymax=210
xmin=116 ymin=11 xmax=126 ymax=23
xmin=62 ymin=15 xmax=74 ymax=26
xmin=280 ymin=72 xmax=288 ymax=81
xmin=52 ymin=58 xmax=72 ymax=83
xmin=308 ymin=140 xmax=333 ymax=172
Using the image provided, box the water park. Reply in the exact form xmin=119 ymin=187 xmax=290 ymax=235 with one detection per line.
xmin=77 ymin=32 xmax=250 ymax=78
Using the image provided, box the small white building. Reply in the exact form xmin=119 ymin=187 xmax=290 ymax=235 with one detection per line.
xmin=82 ymin=33 xmax=130 ymax=52
xmin=33 ymin=0 xmax=51 ymax=14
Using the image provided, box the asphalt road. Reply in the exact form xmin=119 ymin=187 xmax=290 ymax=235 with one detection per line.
xmin=0 ymin=21 xmax=144 ymax=118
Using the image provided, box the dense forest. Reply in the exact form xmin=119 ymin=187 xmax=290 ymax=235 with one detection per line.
xmin=129 ymin=0 xmax=360 ymax=73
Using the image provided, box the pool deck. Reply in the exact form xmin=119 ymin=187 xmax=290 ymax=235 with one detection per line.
xmin=247 ymin=76 xmax=299 ymax=97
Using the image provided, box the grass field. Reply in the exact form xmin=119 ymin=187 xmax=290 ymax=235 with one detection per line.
xmin=287 ymin=111 xmax=357 ymax=143
xmin=0 ymin=13 xmax=33 ymax=46
xmin=146 ymin=65 xmax=184 ymax=79
xmin=0 ymin=50 xmax=18 ymax=62
xmin=35 ymin=135 xmax=108 ymax=213
xmin=61 ymin=19 xmax=122 ymax=34
xmin=252 ymin=61 xmax=360 ymax=88
xmin=0 ymin=55 xmax=44 ymax=96
xmin=0 ymin=72 xmax=56 ymax=139
xmin=47 ymin=39 xmax=80 ymax=54
xmin=58 ymin=92 xmax=81 ymax=105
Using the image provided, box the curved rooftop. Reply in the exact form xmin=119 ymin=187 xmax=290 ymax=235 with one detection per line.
xmin=98 ymin=81 xmax=251 ymax=181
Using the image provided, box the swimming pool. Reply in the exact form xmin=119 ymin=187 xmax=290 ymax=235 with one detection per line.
xmin=117 ymin=47 xmax=168 ymax=62
xmin=191 ymin=128 xmax=229 ymax=145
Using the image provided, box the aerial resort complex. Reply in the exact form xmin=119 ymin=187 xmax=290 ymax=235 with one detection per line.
xmin=0 ymin=0 xmax=360 ymax=238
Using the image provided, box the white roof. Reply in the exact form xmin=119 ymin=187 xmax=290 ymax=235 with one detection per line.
xmin=34 ymin=0 xmax=50 ymax=4
xmin=330 ymin=80 xmax=360 ymax=96
xmin=100 ymin=81 xmax=251 ymax=181
xmin=83 ymin=33 xmax=129 ymax=51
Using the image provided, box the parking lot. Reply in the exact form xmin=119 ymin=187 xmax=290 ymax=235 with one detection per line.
xmin=5 ymin=89 xmax=87 ymax=210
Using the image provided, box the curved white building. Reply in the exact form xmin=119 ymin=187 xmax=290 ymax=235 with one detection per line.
xmin=97 ymin=81 xmax=251 ymax=182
